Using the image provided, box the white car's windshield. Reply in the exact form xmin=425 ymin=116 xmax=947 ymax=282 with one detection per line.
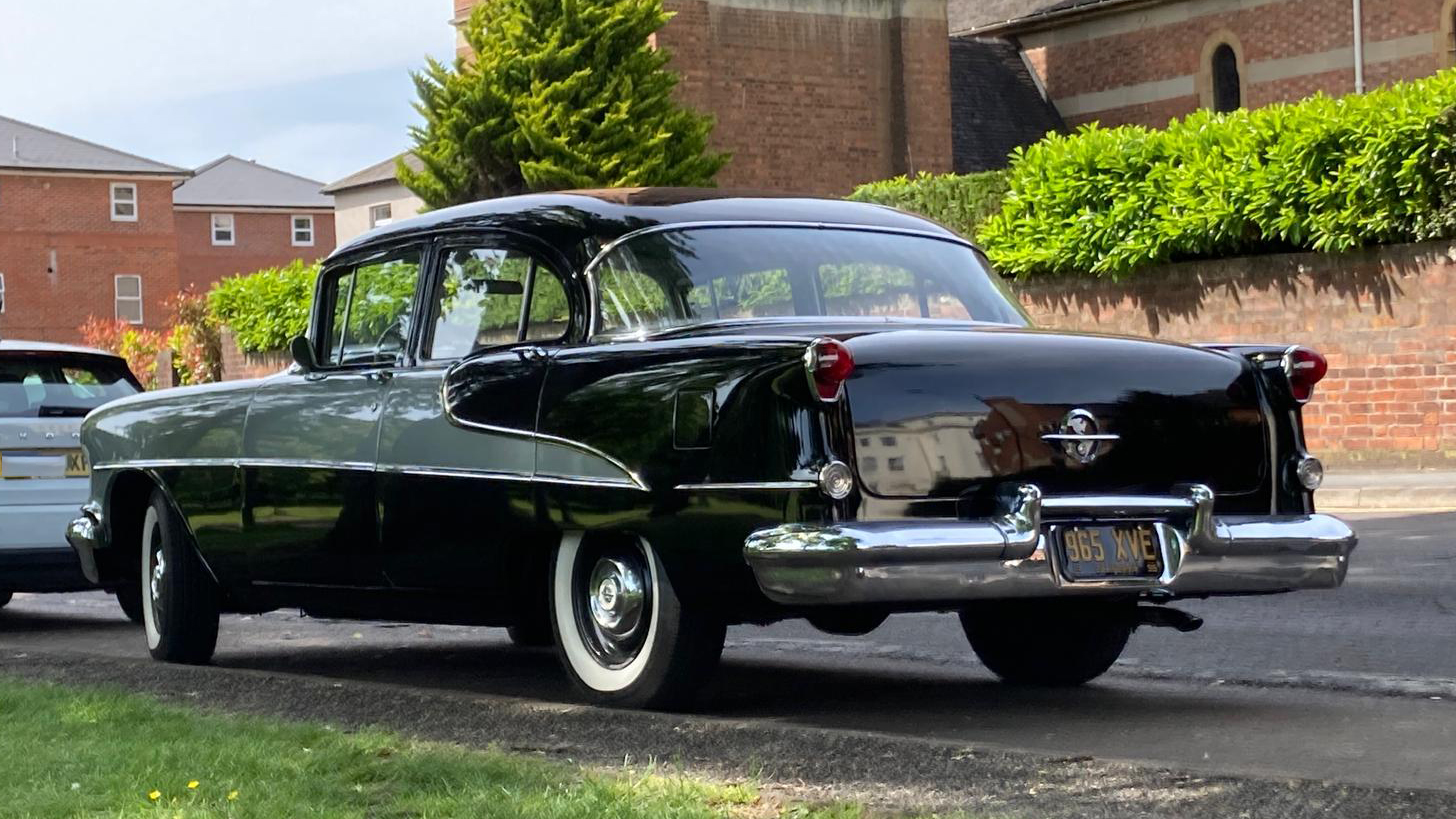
xmin=593 ymin=226 xmax=1029 ymax=336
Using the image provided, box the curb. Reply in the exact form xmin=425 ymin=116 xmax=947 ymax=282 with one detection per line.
xmin=1318 ymin=486 xmax=1456 ymax=512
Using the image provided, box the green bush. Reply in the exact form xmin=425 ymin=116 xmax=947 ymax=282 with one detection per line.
xmin=977 ymin=68 xmax=1456 ymax=278
xmin=207 ymin=260 xmax=319 ymax=353
xmin=849 ymin=170 xmax=1008 ymax=242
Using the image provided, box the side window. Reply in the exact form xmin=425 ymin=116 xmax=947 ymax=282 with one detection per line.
xmin=320 ymin=249 xmax=422 ymax=367
xmin=427 ymin=246 xmax=568 ymax=360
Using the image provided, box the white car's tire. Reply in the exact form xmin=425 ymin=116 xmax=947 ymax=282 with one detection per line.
xmin=550 ymin=533 xmax=723 ymax=709
xmin=141 ymin=488 xmax=220 ymax=664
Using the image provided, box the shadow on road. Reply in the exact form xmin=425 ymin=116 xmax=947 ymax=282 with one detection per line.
xmin=0 ymin=609 xmax=136 ymax=636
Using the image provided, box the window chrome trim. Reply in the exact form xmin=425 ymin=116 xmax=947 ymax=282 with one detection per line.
xmin=582 ymin=221 xmax=979 ymax=339
xmin=94 ymin=458 xmax=376 ymax=472
xmin=377 ymin=463 xmax=641 ymax=490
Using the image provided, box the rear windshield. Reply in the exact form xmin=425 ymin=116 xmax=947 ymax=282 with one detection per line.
xmin=0 ymin=354 xmax=139 ymax=417
xmin=592 ymin=226 xmax=1030 ymax=336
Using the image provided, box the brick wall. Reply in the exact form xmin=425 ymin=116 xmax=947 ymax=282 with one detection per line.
xmin=218 ymin=327 xmax=291 ymax=382
xmin=1017 ymin=0 xmax=1450 ymax=129
xmin=0 ymin=174 xmax=179 ymax=341
xmin=456 ymin=0 xmax=953 ymax=195
xmin=176 ymin=210 xmax=334 ymax=292
xmin=1015 ymin=240 xmax=1456 ymax=468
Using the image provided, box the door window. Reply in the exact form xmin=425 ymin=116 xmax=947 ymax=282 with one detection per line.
xmin=426 ymin=246 xmax=569 ymax=360
xmin=320 ymin=250 xmax=422 ymax=367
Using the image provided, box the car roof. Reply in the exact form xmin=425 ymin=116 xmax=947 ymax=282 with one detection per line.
xmin=329 ymin=188 xmax=962 ymax=268
xmin=0 ymin=339 xmax=122 ymax=359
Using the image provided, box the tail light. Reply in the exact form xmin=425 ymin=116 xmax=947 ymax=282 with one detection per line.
xmin=1283 ymin=346 xmax=1328 ymax=403
xmin=805 ymin=338 xmax=854 ymax=401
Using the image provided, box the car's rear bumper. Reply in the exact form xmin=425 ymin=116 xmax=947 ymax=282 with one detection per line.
xmin=742 ymin=484 xmax=1357 ymax=605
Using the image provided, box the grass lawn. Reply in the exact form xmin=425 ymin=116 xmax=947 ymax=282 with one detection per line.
xmin=0 ymin=677 xmax=876 ymax=819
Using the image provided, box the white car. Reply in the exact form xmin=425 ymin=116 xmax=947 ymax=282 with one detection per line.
xmin=1 ymin=340 xmax=142 ymax=618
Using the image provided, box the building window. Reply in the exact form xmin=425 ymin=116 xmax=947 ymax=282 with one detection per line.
xmin=369 ymin=203 xmax=392 ymax=228
xmin=880 ymin=436 xmax=896 ymax=447
xmin=115 ymin=275 xmax=143 ymax=324
xmin=211 ymin=213 xmax=235 ymax=246
xmin=887 ymin=457 xmax=905 ymax=472
xmin=292 ymin=215 xmax=314 ymax=246
xmin=1211 ymin=44 xmax=1241 ymax=112
xmin=110 ymin=183 xmax=137 ymax=221
xmin=0 ymin=272 xmax=6 ymax=314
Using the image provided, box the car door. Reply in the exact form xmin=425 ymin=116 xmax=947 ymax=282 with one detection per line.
xmin=375 ymin=236 xmax=572 ymax=605
xmin=241 ymin=245 xmax=425 ymax=588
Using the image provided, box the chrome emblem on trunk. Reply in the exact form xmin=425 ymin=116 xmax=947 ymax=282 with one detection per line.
xmin=1042 ymin=409 xmax=1119 ymax=465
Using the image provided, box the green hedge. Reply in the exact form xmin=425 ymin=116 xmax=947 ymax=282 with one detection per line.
xmin=977 ymin=69 xmax=1456 ymax=278
xmin=849 ymin=170 xmax=1007 ymax=242
xmin=207 ymin=260 xmax=319 ymax=353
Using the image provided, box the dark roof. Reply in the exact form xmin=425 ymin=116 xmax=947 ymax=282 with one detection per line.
xmin=950 ymin=38 xmax=1065 ymax=172
xmin=0 ymin=115 xmax=187 ymax=176
xmin=322 ymin=152 xmax=423 ymax=194
xmin=173 ymin=155 xmax=333 ymax=209
xmin=330 ymin=189 xmax=960 ymax=267
xmin=950 ymin=0 xmax=1141 ymax=34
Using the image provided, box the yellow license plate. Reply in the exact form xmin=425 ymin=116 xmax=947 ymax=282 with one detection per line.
xmin=65 ymin=449 xmax=90 ymax=477
xmin=1057 ymin=524 xmax=1163 ymax=580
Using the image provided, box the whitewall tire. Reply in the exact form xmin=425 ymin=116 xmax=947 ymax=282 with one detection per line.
xmin=141 ymin=488 xmax=220 ymax=664
xmin=550 ymin=532 xmax=724 ymax=709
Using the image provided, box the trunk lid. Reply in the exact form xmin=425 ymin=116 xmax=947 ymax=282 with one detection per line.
xmin=844 ymin=328 xmax=1268 ymax=503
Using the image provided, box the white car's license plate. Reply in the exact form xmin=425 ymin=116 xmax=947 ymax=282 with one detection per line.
xmin=0 ymin=449 xmax=88 ymax=479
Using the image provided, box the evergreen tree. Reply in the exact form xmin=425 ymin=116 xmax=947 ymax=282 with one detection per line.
xmin=400 ymin=0 xmax=729 ymax=208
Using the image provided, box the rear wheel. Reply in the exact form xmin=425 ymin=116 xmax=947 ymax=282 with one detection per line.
xmin=960 ymin=599 xmax=1133 ymax=686
xmin=506 ymin=617 xmax=554 ymax=648
xmin=141 ymin=489 xmax=220 ymax=664
xmin=550 ymin=533 xmax=724 ymax=710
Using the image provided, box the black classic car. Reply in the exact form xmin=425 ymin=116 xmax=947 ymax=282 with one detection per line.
xmin=67 ymin=189 xmax=1356 ymax=708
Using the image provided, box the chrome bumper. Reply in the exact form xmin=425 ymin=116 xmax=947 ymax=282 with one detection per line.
xmin=742 ymin=484 xmax=1357 ymax=605
xmin=64 ymin=502 xmax=104 ymax=585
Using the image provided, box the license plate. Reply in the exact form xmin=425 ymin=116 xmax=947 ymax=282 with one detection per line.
xmin=0 ymin=449 xmax=88 ymax=479
xmin=1056 ymin=523 xmax=1163 ymax=580
xmin=65 ymin=449 xmax=90 ymax=477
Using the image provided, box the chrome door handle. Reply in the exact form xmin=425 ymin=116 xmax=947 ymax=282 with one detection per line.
xmin=520 ymin=346 xmax=548 ymax=363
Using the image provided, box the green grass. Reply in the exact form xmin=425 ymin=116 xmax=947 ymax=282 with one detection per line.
xmin=0 ymin=678 xmax=871 ymax=819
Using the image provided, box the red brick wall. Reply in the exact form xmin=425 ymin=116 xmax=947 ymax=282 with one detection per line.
xmin=457 ymin=0 xmax=953 ymax=195
xmin=1015 ymin=240 xmax=1456 ymax=468
xmin=219 ymin=327 xmax=291 ymax=381
xmin=176 ymin=210 xmax=334 ymax=292
xmin=0 ymin=174 xmax=179 ymax=342
xmin=1028 ymin=0 xmax=1448 ymax=129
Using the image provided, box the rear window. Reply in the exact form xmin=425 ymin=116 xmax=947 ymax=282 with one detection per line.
xmin=0 ymin=354 xmax=139 ymax=417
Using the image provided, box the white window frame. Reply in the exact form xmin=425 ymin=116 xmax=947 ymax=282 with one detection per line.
xmin=0 ymin=272 xmax=6 ymax=314
xmin=291 ymin=214 xmax=315 ymax=247
xmin=115 ymin=275 xmax=143 ymax=324
xmin=369 ymin=203 xmax=393 ymax=228
xmin=211 ymin=213 xmax=236 ymax=246
xmin=110 ymin=182 xmax=137 ymax=222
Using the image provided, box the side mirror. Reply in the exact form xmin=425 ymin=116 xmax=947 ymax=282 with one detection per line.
xmin=289 ymin=335 xmax=319 ymax=373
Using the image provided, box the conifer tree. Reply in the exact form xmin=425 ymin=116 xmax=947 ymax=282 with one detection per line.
xmin=400 ymin=0 xmax=728 ymax=208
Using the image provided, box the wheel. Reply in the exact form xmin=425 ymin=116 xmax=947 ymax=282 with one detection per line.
xmin=141 ymin=488 xmax=220 ymax=664
xmin=507 ymin=618 xmax=554 ymax=648
xmin=550 ymin=533 xmax=725 ymax=710
xmin=960 ymin=599 xmax=1133 ymax=686
xmin=115 ymin=584 xmax=144 ymax=624
xmin=0 ymin=592 xmax=12 ymax=609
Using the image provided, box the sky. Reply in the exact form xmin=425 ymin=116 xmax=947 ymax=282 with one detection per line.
xmin=0 ymin=1 xmax=455 ymax=185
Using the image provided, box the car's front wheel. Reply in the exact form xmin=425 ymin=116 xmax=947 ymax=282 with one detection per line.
xmin=960 ymin=599 xmax=1133 ymax=686
xmin=550 ymin=533 xmax=724 ymax=710
xmin=140 ymin=488 xmax=220 ymax=664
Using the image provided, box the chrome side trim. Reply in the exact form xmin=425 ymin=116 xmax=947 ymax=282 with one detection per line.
xmin=438 ymin=379 xmax=650 ymax=491
xmin=377 ymin=464 xmax=533 ymax=482
xmin=1040 ymin=433 xmax=1121 ymax=442
xmin=676 ymin=481 xmax=818 ymax=491
xmin=742 ymin=483 xmax=1356 ymax=605
xmin=582 ymin=221 xmax=977 ymax=339
xmin=96 ymin=458 xmax=643 ymax=490
xmin=94 ymin=458 xmax=375 ymax=472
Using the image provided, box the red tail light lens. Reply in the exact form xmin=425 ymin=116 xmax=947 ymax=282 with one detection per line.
xmin=1284 ymin=346 xmax=1328 ymax=403
xmin=806 ymin=338 xmax=854 ymax=401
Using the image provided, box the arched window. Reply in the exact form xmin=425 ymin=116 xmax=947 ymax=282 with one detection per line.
xmin=1211 ymin=44 xmax=1241 ymax=112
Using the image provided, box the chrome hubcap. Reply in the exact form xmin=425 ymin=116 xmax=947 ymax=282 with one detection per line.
xmin=148 ymin=532 xmax=165 ymax=623
xmin=577 ymin=553 xmax=651 ymax=668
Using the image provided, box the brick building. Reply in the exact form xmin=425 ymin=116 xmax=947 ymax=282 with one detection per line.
xmin=0 ymin=116 xmax=186 ymax=342
xmin=953 ymin=0 xmax=1456 ymax=129
xmin=452 ymin=0 xmax=955 ymax=195
xmin=323 ymin=153 xmax=425 ymax=245
xmin=173 ymin=155 xmax=335 ymax=291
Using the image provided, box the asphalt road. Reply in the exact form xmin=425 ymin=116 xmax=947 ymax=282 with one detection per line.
xmin=2 ymin=510 xmax=1454 ymax=796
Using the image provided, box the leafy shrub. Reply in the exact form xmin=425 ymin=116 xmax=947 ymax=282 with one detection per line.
xmin=849 ymin=171 xmax=1008 ymax=242
xmin=977 ymin=68 xmax=1456 ymax=278
xmin=165 ymin=291 xmax=222 ymax=385
xmin=207 ymin=260 xmax=319 ymax=353
xmin=79 ymin=318 xmax=167 ymax=390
